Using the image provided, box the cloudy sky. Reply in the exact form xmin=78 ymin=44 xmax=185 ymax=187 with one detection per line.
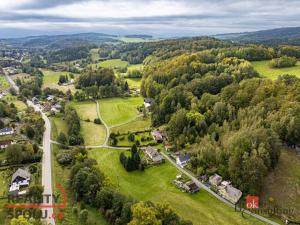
xmin=0 ymin=0 xmax=299 ymax=38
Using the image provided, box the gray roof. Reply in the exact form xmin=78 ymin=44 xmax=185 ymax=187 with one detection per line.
xmin=11 ymin=168 xmax=31 ymax=183
xmin=145 ymin=146 xmax=164 ymax=162
xmin=224 ymin=185 xmax=242 ymax=203
xmin=210 ymin=174 xmax=222 ymax=183
xmin=178 ymin=154 xmax=190 ymax=163
xmin=226 ymin=185 xmax=242 ymax=197
xmin=0 ymin=140 xmax=12 ymax=145
xmin=0 ymin=127 xmax=13 ymax=133
xmin=144 ymin=98 xmax=154 ymax=104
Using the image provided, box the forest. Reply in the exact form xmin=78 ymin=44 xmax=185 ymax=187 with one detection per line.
xmin=140 ymin=40 xmax=300 ymax=195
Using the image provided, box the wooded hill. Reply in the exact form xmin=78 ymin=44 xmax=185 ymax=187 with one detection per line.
xmin=140 ymin=38 xmax=300 ymax=195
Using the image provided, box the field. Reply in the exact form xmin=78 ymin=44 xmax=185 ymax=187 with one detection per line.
xmin=3 ymin=94 xmax=27 ymax=111
xmin=91 ymin=59 xmax=129 ymax=69
xmin=69 ymin=101 xmax=98 ymax=121
xmin=51 ymin=116 xmax=68 ymax=139
xmin=0 ymin=170 xmax=9 ymax=224
xmin=51 ymin=121 xmax=108 ymax=225
xmin=115 ymin=131 xmax=154 ymax=147
xmin=0 ymin=75 xmax=10 ymax=91
xmin=98 ymin=97 xmax=143 ymax=127
xmin=125 ymin=78 xmax=142 ymax=89
xmin=89 ymin=148 xmax=266 ymax=225
xmin=90 ymin=48 xmax=100 ymax=62
xmin=127 ymin=64 xmax=143 ymax=71
xmin=111 ymin=117 xmax=151 ymax=133
xmin=261 ymin=148 xmax=300 ymax=221
xmin=11 ymin=73 xmax=32 ymax=83
xmin=51 ymin=144 xmax=108 ymax=225
xmin=81 ymin=121 xmax=106 ymax=146
xmin=252 ymin=60 xmax=300 ymax=79
xmin=0 ymin=170 xmax=9 ymax=197
xmin=0 ymin=149 xmax=5 ymax=161
xmin=42 ymin=70 xmax=77 ymax=93
xmin=69 ymin=101 xmax=106 ymax=145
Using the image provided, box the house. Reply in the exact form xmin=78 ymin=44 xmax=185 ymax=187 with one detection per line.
xmin=43 ymin=102 xmax=52 ymax=111
xmin=46 ymin=95 xmax=55 ymax=101
xmin=53 ymin=104 xmax=62 ymax=111
xmin=32 ymin=97 xmax=39 ymax=105
xmin=0 ymin=127 xmax=14 ymax=136
xmin=218 ymin=181 xmax=242 ymax=204
xmin=144 ymin=146 xmax=164 ymax=163
xmin=164 ymin=144 xmax=174 ymax=152
xmin=176 ymin=154 xmax=190 ymax=168
xmin=183 ymin=181 xmax=200 ymax=193
xmin=209 ymin=174 xmax=223 ymax=186
xmin=9 ymin=168 xmax=31 ymax=196
xmin=51 ymin=107 xmax=59 ymax=114
xmin=152 ymin=130 xmax=164 ymax=143
xmin=144 ymin=98 xmax=154 ymax=108
xmin=0 ymin=140 xmax=13 ymax=149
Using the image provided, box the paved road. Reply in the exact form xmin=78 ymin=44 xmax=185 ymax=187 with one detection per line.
xmin=161 ymin=152 xmax=280 ymax=225
xmin=27 ymin=101 xmax=55 ymax=225
xmin=96 ymin=101 xmax=110 ymax=146
xmin=3 ymin=69 xmax=20 ymax=93
xmin=5 ymin=72 xmax=55 ymax=225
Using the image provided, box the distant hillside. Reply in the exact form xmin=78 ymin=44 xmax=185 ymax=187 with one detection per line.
xmin=124 ymin=35 xmax=153 ymax=39
xmin=0 ymin=33 xmax=118 ymax=49
xmin=215 ymin=27 xmax=300 ymax=45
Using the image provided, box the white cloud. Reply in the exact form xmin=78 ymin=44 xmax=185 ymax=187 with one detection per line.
xmin=16 ymin=0 xmax=201 ymax=18
xmin=0 ymin=0 xmax=34 ymax=10
xmin=0 ymin=0 xmax=300 ymax=36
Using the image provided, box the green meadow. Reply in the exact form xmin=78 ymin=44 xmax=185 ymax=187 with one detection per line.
xmin=42 ymin=69 xmax=77 ymax=93
xmin=91 ymin=59 xmax=129 ymax=69
xmin=111 ymin=117 xmax=151 ymax=133
xmin=89 ymin=148 xmax=267 ymax=225
xmin=69 ymin=101 xmax=106 ymax=145
xmin=0 ymin=75 xmax=10 ymax=91
xmin=90 ymin=48 xmax=100 ymax=62
xmin=3 ymin=94 xmax=27 ymax=111
xmin=252 ymin=60 xmax=300 ymax=79
xmin=98 ymin=97 xmax=143 ymax=127
xmin=261 ymin=148 xmax=300 ymax=221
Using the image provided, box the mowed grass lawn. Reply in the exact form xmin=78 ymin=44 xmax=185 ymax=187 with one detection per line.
xmin=42 ymin=70 xmax=77 ymax=93
xmin=81 ymin=121 xmax=106 ymax=145
xmin=252 ymin=60 xmax=300 ymax=79
xmin=0 ymin=169 xmax=10 ymax=224
xmin=89 ymin=148 xmax=266 ymax=225
xmin=125 ymin=78 xmax=142 ymax=88
xmin=0 ymin=170 xmax=9 ymax=197
xmin=111 ymin=117 xmax=151 ymax=133
xmin=69 ymin=101 xmax=106 ymax=145
xmin=261 ymin=148 xmax=300 ymax=221
xmin=91 ymin=59 xmax=129 ymax=69
xmin=69 ymin=101 xmax=98 ymax=121
xmin=51 ymin=120 xmax=108 ymax=225
xmin=51 ymin=116 xmax=68 ymax=139
xmin=99 ymin=97 xmax=143 ymax=127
